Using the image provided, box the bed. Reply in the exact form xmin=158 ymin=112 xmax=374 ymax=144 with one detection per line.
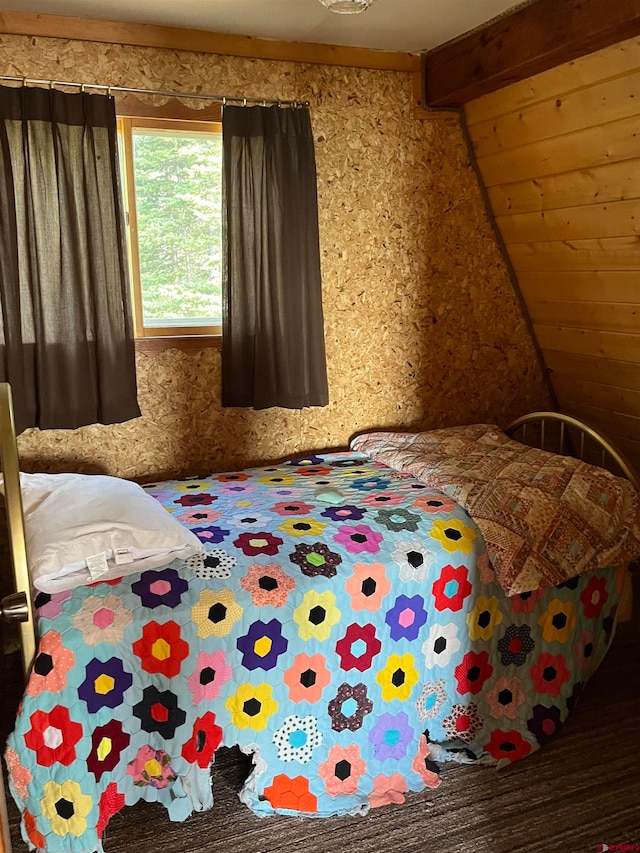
xmin=1 ymin=384 xmax=639 ymax=853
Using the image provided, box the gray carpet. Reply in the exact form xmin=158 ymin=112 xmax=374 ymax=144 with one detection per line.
xmin=3 ymin=615 xmax=639 ymax=853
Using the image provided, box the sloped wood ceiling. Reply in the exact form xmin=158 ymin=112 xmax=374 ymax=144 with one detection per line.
xmin=422 ymin=0 xmax=640 ymax=476
xmin=464 ymin=36 xmax=640 ymax=474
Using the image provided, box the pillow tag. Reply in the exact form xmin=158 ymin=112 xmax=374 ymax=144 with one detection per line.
xmin=86 ymin=552 xmax=109 ymax=580
xmin=114 ymin=548 xmax=134 ymax=565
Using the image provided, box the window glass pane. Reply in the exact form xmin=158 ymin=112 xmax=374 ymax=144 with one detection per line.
xmin=131 ymin=128 xmax=222 ymax=326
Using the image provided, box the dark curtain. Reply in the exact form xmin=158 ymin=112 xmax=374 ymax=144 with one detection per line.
xmin=221 ymin=105 xmax=329 ymax=409
xmin=0 ymin=85 xmax=140 ymax=433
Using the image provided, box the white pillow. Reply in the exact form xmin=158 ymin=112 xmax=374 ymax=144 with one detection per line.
xmin=9 ymin=472 xmax=203 ymax=593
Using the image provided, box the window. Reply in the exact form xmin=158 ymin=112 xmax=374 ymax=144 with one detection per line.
xmin=118 ymin=116 xmax=223 ymax=340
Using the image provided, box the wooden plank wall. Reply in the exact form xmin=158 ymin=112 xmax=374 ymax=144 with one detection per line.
xmin=464 ymin=36 xmax=640 ymax=474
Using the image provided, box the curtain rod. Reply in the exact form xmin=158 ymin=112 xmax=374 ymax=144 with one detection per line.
xmin=0 ymin=75 xmax=308 ymax=108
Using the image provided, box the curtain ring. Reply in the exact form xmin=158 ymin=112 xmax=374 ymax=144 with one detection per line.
xmin=222 ymin=96 xmax=226 ymax=107
xmin=107 ymin=86 xmax=112 ymax=97
xmin=49 ymin=80 xmax=55 ymax=90
xmin=80 ymin=83 xmax=86 ymax=93
xmin=243 ymin=97 xmax=247 ymax=107
xmin=262 ymin=99 xmax=266 ymax=107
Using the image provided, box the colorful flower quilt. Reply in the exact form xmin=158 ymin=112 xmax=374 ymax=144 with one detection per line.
xmin=6 ymin=451 xmax=624 ymax=853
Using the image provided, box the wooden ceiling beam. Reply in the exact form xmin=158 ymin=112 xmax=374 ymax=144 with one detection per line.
xmin=423 ymin=0 xmax=640 ymax=107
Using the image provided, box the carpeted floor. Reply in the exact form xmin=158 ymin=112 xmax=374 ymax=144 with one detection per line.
xmin=2 ymin=614 xmax=639 ymax=853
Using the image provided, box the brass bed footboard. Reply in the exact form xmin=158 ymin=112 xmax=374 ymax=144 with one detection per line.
xmin=0 ymin=383 xmax=36 ymax=676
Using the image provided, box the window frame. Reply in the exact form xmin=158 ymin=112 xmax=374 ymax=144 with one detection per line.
xmin=117 ymin=113 xmax=223 ymax=345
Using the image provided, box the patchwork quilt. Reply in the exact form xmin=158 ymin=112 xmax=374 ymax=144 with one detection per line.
xmin=6 ymin=451 xmax=624 ymax=853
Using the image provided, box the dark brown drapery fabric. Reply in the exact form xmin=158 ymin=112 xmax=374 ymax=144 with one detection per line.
xmin=0 ymin=85 xmax=140 ymax=433
xmin=221 ymin=105 xmax=329 ymax=409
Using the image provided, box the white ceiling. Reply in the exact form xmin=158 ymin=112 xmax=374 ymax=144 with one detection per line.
xmin=4 ymin=0 xmax=528 ymax=54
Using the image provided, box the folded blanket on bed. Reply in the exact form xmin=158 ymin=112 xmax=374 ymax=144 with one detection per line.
xmin=352 ymin=425 xmax=640 ymax=595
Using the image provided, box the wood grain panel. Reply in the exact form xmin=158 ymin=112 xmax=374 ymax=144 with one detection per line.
xmin=535 ymin=324 xmax=640 ymax=362
xmin=471 ymin=71 xmax=640 ymax=159
xmin=423 ymin=0 xmax=640 ymax=107
xmin=552 ymin=374 xmax=640 ymax=416
xmin=528 ymin=300 xmax=640 ymax=332
xmin=465 ymin=36 xmax=640 ymax=125
xmin=475 ymin=115 xmax=639 ymax=187
xmin=487 ymin=162 xmax=640 ymax=217
xmin=544 ymin=349 xmax=640 ymax=391
xmin=497 ymin=198 xmax=639 ymax=244
xmin=543 ymin=350 xmax=640 ymax=390
xmin=508 ymin=237 xmax=640 ymax=272
xmin=519 ymin=271 xmax=640 ymax=303
xmin=561 ymin=399 xmax=640 ymax=447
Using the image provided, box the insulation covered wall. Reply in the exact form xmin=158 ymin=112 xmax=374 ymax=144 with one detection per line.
xmin=1 ymin=33 xmax=550 ymax=479
xmin=466 ymin=36 xmax=640 ymax=474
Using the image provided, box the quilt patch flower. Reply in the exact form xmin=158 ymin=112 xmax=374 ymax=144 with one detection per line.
xmin=79 ymin=657 xmax=133 ymax=713
xmin=422 ymin=622 xmax=461 ymax=669
xmin=271 ymin=500 xmax=315 ymax=516
xmin=288 ymin=454 xmax=325 ymax=466
xmin=192 ymin=588 xmax=243 ymax=638
xmin=351 ymin=475 xmax=390 ymax=492
xmin=430 ymin=518 xmax=477 ymax=554
xmin=191 ymin=525 xmax=231 ymax=545
xmin=177 ymin=508 xmax=221 ymax=525
xmin=257 ymin=473 xmax=297 ymax=487
xmin=296 ymin=465 xmax=332 ymax=477
xmin=580 ymin=576 xmax=609 ymax=619
xmin=385 ymin=594 xmax=428 ymax=642
xmin=289 ymin=542 xmax=343 ymax=578
xmin=40 ymin=779 xmax=93 ymax=838
xmin=133 ymin=686 xmax=186 ymax=739
xmin=71 ymin=593 xmax=133 ymax=648
xmin=188 ymin=650 xmax=233 ymax=704
xmin=175 ymin=479 xmax=215 ymax=492
xmin=233 ymin=531 xmax=284 ymax=557
xmin=320 ymin=504 xmax=368 ymax=522
xmin=225 ymin=683 xmax=278 ymax=732
xmin=412 ymin=494 xmax=456 ymax=514
xmin=96 ymin=784 xmax=125 ymax=839
xmin=361 ymin=491 xmax=405 ymax=507
xmin=485 ymin=676 xmax=526 ymax=720
xmin=377 ymin=653 xmax=419 ymax=702
xmin=284 ymin=653 xmax=331 ymax=704
xmin=132 ymin=568 xmax=189 ymax=609
xmin=391 ymin=539 xmax=435 ymax=584
xmin=485 ymin=729 xmax=532 ymax=763
xmin=197 ymin=548 xmax=237 ymax=580
xmin=214 ymin=472 xmax=250 ymax=483
xmin=333 ymin=524 xmax=383 ymax=555
xmin=374 ymin=507 xmax=421 ymax=533
xmin=181 ymin=712 xmax=223 ymax=768
xmin=573 ymin=629 xmax=595 ymax=670
xmin=127 ymin=746 xmax=177 ymax=788
xmin=416 ymin=679 xmax=447 ymax=722
xmin=327 ymin=682 xmax=373 ymax=732
xmin=345 ymin=562 xmax=391 ymax=612
xmin=538 ymin=598 xmax=577 ymax=644
xmin=497 ymin=624 xmax=536 ymax=666
xmin=133 ymin=620 xmax=189 ymax=677
xmin=319 ymin=744 xmax=366 ymax=796
xmin=237 ymin=618 xmax=288 ymax=671
xmin=24 ymin=809 xmax=46 ymax=850
xmin=509 ymin=587 xmax=545 ymax=615
xmin=5 ymin=748 xmax=32 ymax=799
xmin=454 ymin=650 xmax=494 ymax=696
xmin=273 ymin=715 xmax=323 ymax=763
xmin=293 ymin=590 xmax=341 ymax=641
xmin=228 ymin=511 xmax=271 ymax=530
xmin=432 ymin=564 xmax=472 ymax=612
xmin=278 ymin=517 xmax=327 ymax=538
xmin=411 ymin=735 xmax=441 ymax=789
xmin=335 ymin=622 xmax=382 ymax=672
xmin=529 ymin=652 xmax=571 ymax=696
xmin=262 ymin=775 xmax=317 ymax=813
xmin=173 ymin=492 xmax=217 ymax=507
xmin=369 ymin=772 xmax=407 ymax=808
xmin=466 ymin=595 xmax=503 ymax=642
xmin=368 ymin=711 xmax=413 ymax=761
xmin=240 ymin=563 xmax=295 ymax=607
xmin=87 ymin=720 xmax=130 ymax=781
xmin=35 ymin=589 xmax=72 ymax=620
xmin=24 ymin=706 xmax=83 ymax=767
xmin=26 ymin=631 xmax=75 ymax=697
xmin=442 ymin=703 xmax=483 ymax=744
xmin=527 ymin=704 xmax=563 ymax=746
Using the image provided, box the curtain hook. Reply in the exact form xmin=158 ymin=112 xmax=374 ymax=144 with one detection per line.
xmin=49 ymin=80 xmax=55 ymax=90
xmin=81 ymin=83 xmax=86 ymax=93
xmin=262 ymin=99 xmax=266 ymax=107
xmin=243 ymin=97 xmax=247 ymax=107
xmin=107 ymin=86 xmax=112 ymax=97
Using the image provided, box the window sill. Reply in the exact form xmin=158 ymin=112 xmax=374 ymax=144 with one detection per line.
xmin=135 ymin=335 xmax=221 ymax=355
